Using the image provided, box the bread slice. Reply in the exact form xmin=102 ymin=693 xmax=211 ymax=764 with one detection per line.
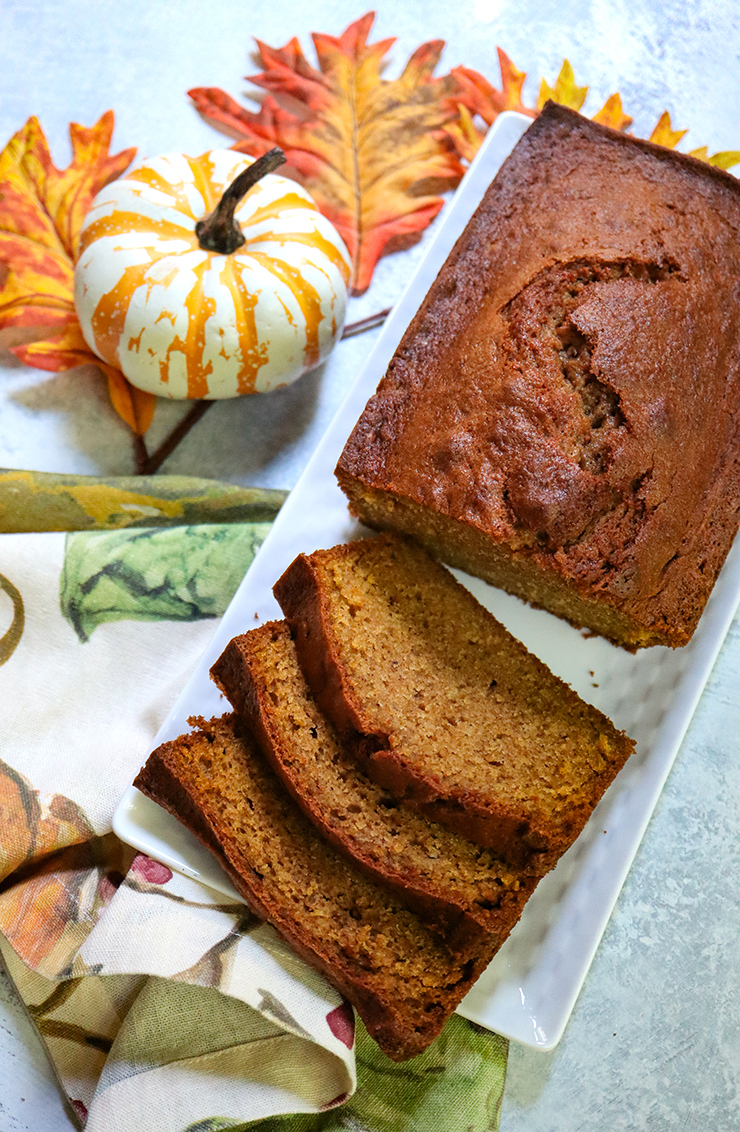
xmin=211 ymin=620 xmax=538 ymax=947
xmin=273 ymin=534 xmax=634 ymax=873
xmin=133 ymin=713 xmax=492 ymax=1061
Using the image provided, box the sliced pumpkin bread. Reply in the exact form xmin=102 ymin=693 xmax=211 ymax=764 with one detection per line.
xmin=273 ymin=533 xmax=634 ymax=873
xmin=211 ymin=620 xmax=538 ymax=947
xmin=134 ymin=713 xmax=493 ymax=1061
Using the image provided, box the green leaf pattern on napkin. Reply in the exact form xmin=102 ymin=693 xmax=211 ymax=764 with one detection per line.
xmin=60 ymin=524 xmax=273 ymax=641
xmin=0 ymin=468 xmax=287 ymax=533
xmin=0 ymin=470 xmax=509 ymax=1131
xmin=182 ymin=1120 xmax=246 ymax=1131
xmin=243 ymin=1016 xmax=508 ymax=1132
xmin=0 ymin=571 xmax=24 ymax=664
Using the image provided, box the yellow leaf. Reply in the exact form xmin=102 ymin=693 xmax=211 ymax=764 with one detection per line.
xmin=444 ymin=103 xmax=486 ymax=165
xmin=649 ymin=111 xmax=687 ymax=149
xmin=0 ymin=114 xmax=135 ymax=328
xmin=689 ymin=145 xmax=709 ymax=161
xmin=592 ymin=93 xmax=633 ymax=132
xmin=689 ymin=145 xmax=740 ymax=170
xmin=708 ymin=151 xmax=740 ymax=170
xmin=537 ymin=60 xmax=588 ymax=111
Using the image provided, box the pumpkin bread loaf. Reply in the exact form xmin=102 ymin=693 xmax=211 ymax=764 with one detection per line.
xmin=133 ymin=713 xmax=493 ymax=1062
xmin=335 ymin=102 xmax=740 ymax=650
xmin=273 ymin=534 xmax=634 ymax=874
xmin=211 ymin=620 xmax=538 ymax=947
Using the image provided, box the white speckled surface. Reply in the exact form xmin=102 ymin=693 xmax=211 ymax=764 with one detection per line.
xmin=0 ymin=0 xmax=738 ymax=1128
xmin=502 ymin=614 xmax=740 ymax=1130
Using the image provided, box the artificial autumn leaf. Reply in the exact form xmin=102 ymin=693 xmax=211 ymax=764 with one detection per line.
xmin=99 ymin=361 xmax=157 ymax=437
xmin=537 ymin=72 xmax=738 ymax=170
xmin=649 ymin=110 xmax=687 ymax=149
xmin=446 ymin=49 xmax=536 ymax=162
xmin=647 ymin=116 xmax=740 ymax=170
xmin=449 ymin=52 xmax=630 ymax=162
xmin=537 ymin=59 xmax=588 ymax=112
xmin=0 ymin=112 xmax=133 ymax=330
xmin=452 ymin=49 xmax=535 ymax=124
xmin=449 ymin=51 xmax=739 ymax=178
xmin=591 ymin=93 xmax=633 ymax=132
xmin=443 ymin=105 xmax=487 ymax=166
xmin=688 ymin=145 xmax=740 ymax=169
xmin=0 ymin=113 xmax=156 ymax=436
xmin=189 ymin=11 xmax=464 ymax=294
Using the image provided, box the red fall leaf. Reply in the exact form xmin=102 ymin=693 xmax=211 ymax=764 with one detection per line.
xmin=189 ymin=11 xmax=465 ymax=295
xmin=0 ymin=113 xmax=156 ymax=436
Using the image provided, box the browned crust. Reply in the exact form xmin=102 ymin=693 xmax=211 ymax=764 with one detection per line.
xmin=334 ymin=103 xmax=740 ymax=651
xmin=133 ymin=719 xmax=487 ymax=1061
xmin=273 ymin=552 xmax=373 ymax=738
xmin=211 ymin=625 xmax=536 ymax=945
xmin=349 ymin=729 xmax=556 ymax=868
xmin=538 ymin=102 xmax=740 ymax=189
xmin=349 ymin=728 xmax=620 ymax=872
xmin=273 ymin=536 xmax=634 ymax=872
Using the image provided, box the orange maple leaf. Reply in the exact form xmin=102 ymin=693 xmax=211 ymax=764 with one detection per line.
xmin=445 ymin=50 xmax=536 ymax=162
xmin=448 ymin=53 xmax=631 ymax=162
xmin=0 ymin=113 xmax=155 ymax=436
xmin=452 ymin=49 xmax=535 ymax=123
xmin=189 ymin=12 xmax=464 ymax=295
xmin=450 ymin=52 xmax=739 ymax=176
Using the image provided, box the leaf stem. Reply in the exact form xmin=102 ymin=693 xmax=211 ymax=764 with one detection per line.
xmin=341 ymin=307 xmax=391 ymax=338
xmin=133 ymin=433 xmax=149 ymax=475
xmin=195 ymin=148 xmax=286 ymax=254
xmin=138 ymin=400 xmax=213 ymax=476
xmin=130 ymin=305 xmax=391 ymax=474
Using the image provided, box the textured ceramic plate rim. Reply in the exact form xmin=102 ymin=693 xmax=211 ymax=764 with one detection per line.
xmin=113 ymin=111 xmax=740 ymax=1051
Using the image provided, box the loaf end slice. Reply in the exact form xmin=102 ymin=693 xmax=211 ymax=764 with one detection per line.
xmin=133 ymin=714 xmax=492 ymax=1061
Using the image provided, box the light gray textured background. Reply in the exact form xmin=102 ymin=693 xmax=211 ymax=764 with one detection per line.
xmin=0 ymin=1 xmax=738 ymax=1129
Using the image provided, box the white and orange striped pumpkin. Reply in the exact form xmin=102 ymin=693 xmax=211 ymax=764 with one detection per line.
xmin=73 ymin=149 xmax=352 ymax=399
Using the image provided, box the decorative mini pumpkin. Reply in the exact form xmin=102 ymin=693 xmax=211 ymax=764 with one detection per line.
xmin=73 ymin=148 xmax=352 ymax=399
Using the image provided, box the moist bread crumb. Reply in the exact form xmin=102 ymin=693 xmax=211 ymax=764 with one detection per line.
xmin=273 ymin=533 xmax=634 ymax=873
xmin=134 ymin=713 xmax=494 ymax=1061
xmin=211 ymin=619 xmax=538 ymax=947
xmin=335 ymin=102 xmax=740 ymax=650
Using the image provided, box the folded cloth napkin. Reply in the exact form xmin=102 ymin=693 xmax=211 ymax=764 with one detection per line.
xmin=0 ymin=470 xmax=508 ymax=1132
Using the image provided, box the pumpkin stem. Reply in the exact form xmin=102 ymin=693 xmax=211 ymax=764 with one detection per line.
xmin=195 ymin=147 xmax=287 ymax=254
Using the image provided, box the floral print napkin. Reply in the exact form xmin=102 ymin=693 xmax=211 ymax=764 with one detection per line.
xmin=0 ymin=469 xmax=508 ymax=1132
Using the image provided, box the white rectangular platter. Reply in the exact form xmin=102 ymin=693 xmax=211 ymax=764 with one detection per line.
xmin=114 ymin=111 xmax=740 ymax=1051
